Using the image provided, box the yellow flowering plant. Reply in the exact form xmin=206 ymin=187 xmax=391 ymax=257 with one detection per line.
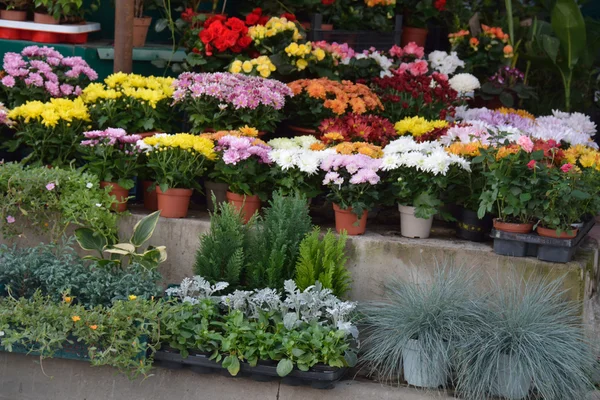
xmin=394 ymin=116 xmax=449 ymax=139
xmin=7 ymin=97 xmax=90 ymax=166
xmin=142 ymin=133 xmax=216 ymax=192
xmin=81 ymin=73 xmax=175 ymax=134
xmin=229 ymin=56 xmax=277 ymax=78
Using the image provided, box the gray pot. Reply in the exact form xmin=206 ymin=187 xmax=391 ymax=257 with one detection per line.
xmin=492 ymin=353 xmax=532 ymax=399
xmin=402 ymin=339 xmax=448 ymax=388
xmin=205 ymin=181 xmax=229 ymax=212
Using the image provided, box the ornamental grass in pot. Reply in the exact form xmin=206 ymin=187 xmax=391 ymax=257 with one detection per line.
xmin=79 ymin=128 xmax=143 ymax=213
xmin=212 ymin=135 xmax=272 ymax=224
xmin=360 ymin=266 xmax=481 ymax=389
xmin=142 ymin=133 xmax=215 ymax=218
xmin=380 ymin=136 xmax=470 ymax=239
xmin=320 ymin=151 xmax=382 ymax=236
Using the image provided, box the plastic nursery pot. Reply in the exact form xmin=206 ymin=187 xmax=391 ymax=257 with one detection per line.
xmin=0 ymin=27 xmax=20 ymax=40
xmin=133 ymin=16 xmax=152 ymax=47
xmin=205 ymin=181 xmax=229 ymax=213
xmin=31 ymin=31 xmax=60 ymax=43
xmin=19 ymin=30 xmax=32 ymax=41
xmin=332 ymin=203 xmax=368 ymax=236
xmin=288 ymin=125 xmax=318 ymax=136
xmin=402 ymin=339 xmax=448 ymax=389
xmin=398 ymin=204 xmax=433 ymax=239
xmin=63 ymin=32 xmax=88 ymax=44
xmin=226 ymin=191 xmax=261 ymax=224
xmin=33 ymin=12 xmax=60 ymax=24
xmin=0 ymin=10 xmax=27 ymax=21
xmin=455 ymin=207 xmax=493 ymax=242
xmin=536 ymin=226 xmax=578 ymax=239
xmin=401 ymin=26 xmax=428 ymax=47
xmin=493 ymin=218 xmax=534 ymax=234
xmin=492 ymin=353 xmax=532 ymax=400
xmin=100 ymin=181 xmax=129 ymax=213
xmin=156 ymin=187 xmax=193 ymax=218
xmin=142 ymin=180 xmax=158 ymax=211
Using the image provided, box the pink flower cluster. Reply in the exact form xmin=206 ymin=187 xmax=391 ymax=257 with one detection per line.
xmin=81 ymin=128 xmax=142 ymax=149
xmin=313 ymin=41 xmax=355 ymax=61
xmin=390 ymin=42 xmax=425 ymax=60
xmin=396 ymin=59 xmax=429 ymax=76
xmin=0 ymin=46 xmax=98 ymax=99
xmin=321 ymin=154 xmax=382 ymax=186
xmin=172 ymin=72 xmax=293 ymax=110
xmin=216 ymin=135 xmax=272 ymax=165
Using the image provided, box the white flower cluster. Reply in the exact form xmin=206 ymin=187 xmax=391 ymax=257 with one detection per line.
xmin=268 ymin=135 xmax=319 ymax=150
xmin=342 ymin=50 xmax=394 ymax=78
xmin=449 ymin=73 xmax=481 ymax=94
xmin=381 ymin=136 xmax=471 ymax=175
xmin=165 ymin=276 xmax=229 ymax=304
xmin=527 ymin=110 xmax=598 ymax=148
xmin=428 ymin=50 xmax=465 ymax=76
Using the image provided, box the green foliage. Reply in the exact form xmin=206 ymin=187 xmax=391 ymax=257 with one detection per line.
xmin=0 ymin=163 xmax=118 ymax=242
xmin=246 ymin=193 xmax=312 ymax=290
xmin=360 ymin=266 xmax=480 ymax=385
xmin=455 ymin=277 xmax=597 ymax=399
xmin=0 ymin=292 xmax=164 ymax=378
xmin=295 ymin=228 xmax=351 ymax=298
xmin=0 ymin=242 xmax=162 ymax=307
xmin=194 ymin=201 xmax=254 ymax=290
xmin=34 ymin=0 xmax=89 ymax=20
xmin=147 ymin=147 xmax=208 ymax=192
xmin=75 ymin=210 xmax=167 ymax=270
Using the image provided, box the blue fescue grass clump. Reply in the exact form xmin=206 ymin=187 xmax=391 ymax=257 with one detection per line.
xmin=359 ymin=265 xmax=481 ymax=385
xmin=455 ymin=276 xmax=597 ymax=400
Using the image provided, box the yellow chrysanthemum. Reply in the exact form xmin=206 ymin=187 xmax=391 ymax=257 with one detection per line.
xmin=144 ymin=133 xmax=216 ymax=160
xmin=8 ymin=98 xmax=90 ymax=127
xmin=395 ymin=116 xmax=448 ymax=137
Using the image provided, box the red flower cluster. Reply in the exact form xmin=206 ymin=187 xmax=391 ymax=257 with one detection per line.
xmin=372 ymin=71 xmax=458 ymax=121
xmin=319 ymin=114 xmax=397 ymax=146
xmin=181 ymin=8 xmax=196 ymax=23
xmin=322 ymin=0 xmax=336 ymax=5
xmin=245 ymin=7 xmax=270 ymax=26
xmin=415 ymin=124 xmax=452 ymax=143
xmin=533 ymin=139 xmax=564 ymax=163
xmin=199 ymin=15 xmax=252 ymax=56
xmin=434 ymin=0 xmax=446 ymax=11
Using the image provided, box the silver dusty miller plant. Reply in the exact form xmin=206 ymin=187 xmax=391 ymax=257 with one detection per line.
xmin=165 ymin=276 xmax=229 ymax=304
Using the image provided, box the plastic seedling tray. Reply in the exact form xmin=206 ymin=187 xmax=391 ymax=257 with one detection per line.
xmin=490 ymin=218 xmax=595 ymax=263
xmin=154 ymin=347 xmax=346 ymax=389
xmin=0 ymin=20 xmax=100 ymax=33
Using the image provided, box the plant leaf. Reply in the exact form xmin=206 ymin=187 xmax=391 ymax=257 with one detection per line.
xmin=276 ymin=358 xmax=294 ymax=377
xmin=131 ymin=210 xmax=161 ymax=247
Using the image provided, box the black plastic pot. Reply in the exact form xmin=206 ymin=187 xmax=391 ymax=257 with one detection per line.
xmin=490 ymin=218 xmax=595 ymax=263
xmin=154 ymin=347 xmax=346 ymax=389
xmin=455 ymin=207 xmax=493 ymax=242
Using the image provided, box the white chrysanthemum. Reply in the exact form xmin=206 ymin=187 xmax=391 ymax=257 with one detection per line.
xmin=428 ymin=50 xmax=465 ymax=76
xmin=296 ymin=152 xmax=320 ymax=175
xmin=293 ymin=135 xmax=319 ymax=149
xmin=270 ymin=149 xmax=298 ymax=170
xmin=268 ymin=137 xmax=300 ymax=150
xmin=551 ymin=110 xmax=597 ymax=136
xmin=449 ymin=73 xmax=481 ymax=93
xmin=136 ymin=139 xmax=153 ymax=153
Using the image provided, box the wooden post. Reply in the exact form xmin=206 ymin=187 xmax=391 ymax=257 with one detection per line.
xmin=114 ymin=0 xmax=134 ymax=73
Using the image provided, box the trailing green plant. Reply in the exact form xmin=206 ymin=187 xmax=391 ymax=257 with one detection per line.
xmin=359 ymin=266 xmax=480 ymax=385
xmin=0 ymin=241 xmax=162 ymax=307
xmin=75 ymin=210 xmax=167 ymax=271
xmin=0 ymin=292 xmax=164 ymax=378
xmin=246 ymin=192 xmax=312 ymax=290
xmin=194 ymin=199 xmax=254 ymax=291
xmin=0 ymin=163 xmax=118 ymax=242
xmin=294 ymin=228 xmax=351 ymax=298
xmin=455 ymin=276 xmax=597 ymax=400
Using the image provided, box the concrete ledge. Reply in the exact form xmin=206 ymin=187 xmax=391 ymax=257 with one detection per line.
xmin=0 ymin=352 xmax=456 ymax=400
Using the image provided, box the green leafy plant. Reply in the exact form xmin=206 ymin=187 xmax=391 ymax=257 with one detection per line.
xmin=0 ymin=163 xmax=118 ymax=242
xmin=360 ymin=266 xmax=480 ymax=385
xmin=455 ymin=276 xmax=597 ymax=399
xmin=246 ymin=193 xmax=312 ymax=290
xmin=295 ymin=228 xmax=351 ymax=298
xmin=194 ymin=199 xmax=254 ymax=290
xmin=0 ymin=242 xmax=161 ymax=307
xmin=0 ymin=0 xmax=31 ymax=10
xmin=33 ymin=0 xmax=95 ymax=21
xmin=75 ymin=210 xmax=167 ymax=270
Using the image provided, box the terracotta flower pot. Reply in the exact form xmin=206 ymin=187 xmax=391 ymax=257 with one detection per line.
xmin=156 ymin=187 xmax=193 ymax=218
xmin=537 ymin=226 xmax=578 ymax=239
xmin=34 ymin=12 xmax=60 ymax=24
xmin=333 ymin=203 xmax=368 ymax=236
xmin=493 ymin=218 xmax=534 ymax=234
xmin=226 ymin=191 xmax=261 ymax=224
xmin=205 ymin=181 xmax=229 ymax=213
xmin=288 ymin=125 xmax=318 ymax=136
xmin=0 ymin=10 xmax=27 ymax=21
xmin=142 ymin=180 xmax=157 ymax=211
xmin=300 ymin=21 xmax=333 ymax=31
xmin=137 ymin=132 xmax=160 ymax=138
xmin=100 ymin=181 xmax=129 ymax=213
xmin=401 ymin=26 xmax=428 ymax=47
xmin=133 ymin=16 xmax=152 ymax=47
